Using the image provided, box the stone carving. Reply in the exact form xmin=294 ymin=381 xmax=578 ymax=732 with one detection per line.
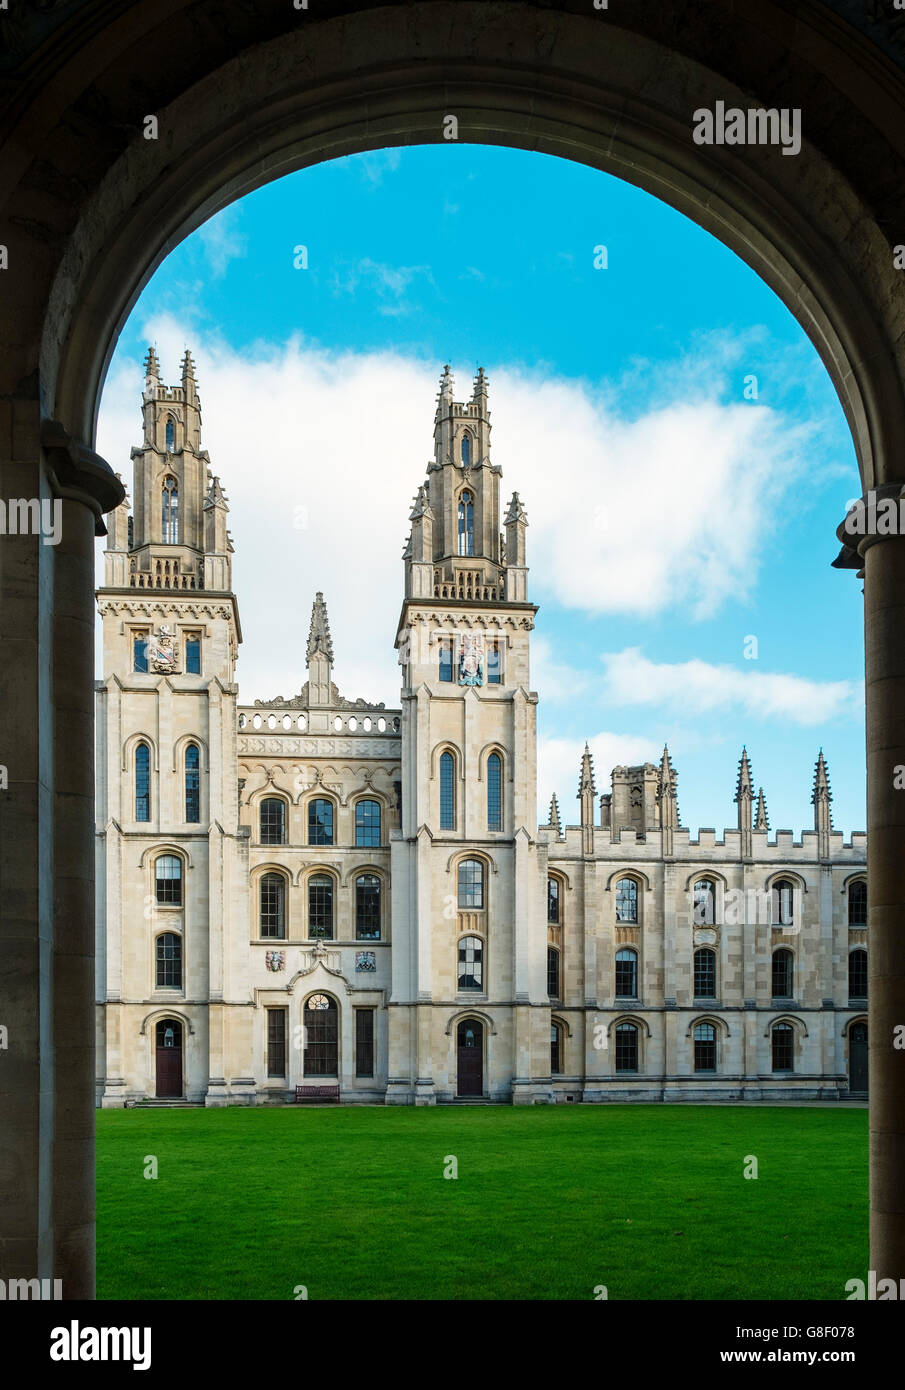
xmin=355 ymin=951 xmax=377 ymax=972
xmin=265 ymin=950 xmax=285 ymax=972
xmin=458 ymin=632 xmax=484 ymax=686
xmin=146 ymin=624 xmax=180 ymax=674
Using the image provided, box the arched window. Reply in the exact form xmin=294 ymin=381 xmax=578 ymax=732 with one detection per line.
xmin=694 ymin=1022 xmax=717 ymax=1072
xmin=550 ymin=1021 xmax=564 ymax=1075
xmin=184 ymin=743 xmax=200 ymax=823
xmin=355 ymin=799 xmax=381 ymax=848
xmin=156 ymin=932 xmax=182 ymax=988
xmin=693 ymin=948 xmax=716 ymax=998
xmin=260 ymin=798 xmax=286 ymax=845
xmin=308 ymin=874 xmax=334 ymax=940
xmin=457 ymin=936 xmax=483 ymax=990
xmin=461 ymin=433 xmax=471 ymax=465
xmin=355 ymin=874 xmax=381 ymax=940
xmin=848 ymin=879 xmax=867 ymax=926
xmin=457 ymin=489 xmax=474 ymax=556
xmin=615 ymin=948 xmax=638 ymax=998
xmin=693 ymin=878 xmax=716 ymax=926
xmin=771 ymin=877 xmax=795 ymax=926
xmin=135 ymin=742 xmax=150 ymax=821
xmin=771 ymin=1022 xmax=794 ymax=1072
xmin=155 ymin=854 xmax=182 ymax=905
xmin=457 ymin=858 xmax=484 ymax=910
xmin=772 ymin=948 xmax=794 ymax=999
xmin=547 ymin=876 xmax=561 ymax=925
xmin=615 ymin=877 xmax=638 ymax=923
xmin=547 ymin=946 xmax=561 ymax=999
xmin=260 ymin=873 xmax=286 ymax=939
xmin=304 ymin=994 xmax=338 ymax=1076
xmin=165 ymin=416 xmax=175 ymax=452
xmin=615 ymin=1022 xmax=638 ymax=1073
xmin=161 ymin=475 xmax=178 ymax=543
xmin=308 ymin=797 xmax=334 ymax=846
xmin=440 ymin=751 xmax=455 ymax=830
xmin=487 ymin=752 xmax=502 ymax=831
xmin=849 ymin=948 xmax=868 ymax=999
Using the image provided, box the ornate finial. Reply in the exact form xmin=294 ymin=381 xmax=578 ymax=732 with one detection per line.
xmin=657 ymin=743 xmax=680 ymax=827
xmin=504 ymin=491 xmax=528 ymax=526
xmin=812 ymin=749 xmax=833 ymax=823
xmin=548 ymin=792 xmax=562 ymax=836
xmin=144 ymin=345 xmax=160 ymax=378
xmin=578 ymin=742 xmax=596 ymax=797
xmin=409 ymin=484 xmax=434 ymax=520
xmin=735 ymin=746 xmax=754 ymax=803
xmin=755 ymin=786 xmax=770 ymax=831
xmin=205 ymin=474 xmax=228 ymax=508
xmin=306 ymin=592 xmax=334 ymax=667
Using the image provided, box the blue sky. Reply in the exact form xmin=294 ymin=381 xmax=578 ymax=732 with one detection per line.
xmin=96 ymin=144 xmax=865 ymax=835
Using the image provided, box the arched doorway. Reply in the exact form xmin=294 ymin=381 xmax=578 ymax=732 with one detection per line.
xmin=849 ymin=1021 xmax=868 ymax=1097
xmin=457 ymin=1019 xmax=484 ymax=1097
xmin=5 ymin=0 xmax=905 ymax=1296
xmin=155 ymin=1019 xmax=183 ymax=1099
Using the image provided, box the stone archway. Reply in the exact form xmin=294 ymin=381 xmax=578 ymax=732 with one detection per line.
xmin=2 ymin=0 xmax=904 ymax=1297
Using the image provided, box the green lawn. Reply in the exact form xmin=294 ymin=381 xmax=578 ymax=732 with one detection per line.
xmin=96 ymin=1104 xmax=867 ymax=1300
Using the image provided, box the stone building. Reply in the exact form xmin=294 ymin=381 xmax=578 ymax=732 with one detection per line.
xmin=95 ymin=355 xmax=868 ymax=1106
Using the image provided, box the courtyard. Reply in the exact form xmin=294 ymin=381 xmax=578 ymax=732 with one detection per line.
xmin=97 ymin=1104 xmax=867 ymax=1300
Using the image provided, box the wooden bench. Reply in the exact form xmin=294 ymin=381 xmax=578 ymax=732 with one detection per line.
xmin=294 ymin=1085 xmax=340 ymax=1103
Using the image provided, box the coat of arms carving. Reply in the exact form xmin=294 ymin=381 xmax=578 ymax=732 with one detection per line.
xmin=147 ymin=624 xmax=180 ymax=674
xmin=265 ymin=950 xmax=285 ymax=972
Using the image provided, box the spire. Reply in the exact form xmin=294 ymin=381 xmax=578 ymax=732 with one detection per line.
xmin=735 ymin=746 xmax=754 ymax=858
xmin=504 ymin=491 xmax=527 ymax=526
xmin=735 ymin=746 xmax=754 ymax=805
xmin=754 ymin=786 xmax=770 ymax=831
xmin=472 ymin=366 xmax=489 ymax=410
xmin=181 ymin=348 xmax=198 ymax=407
xmin=144 ymin=345 xmax=160 ymax=380
xmin=812 ymin=749 xmax=833 ymax=855
xmin=203 ymin=472 xmax=230 ymax=557
xmin=409 ymin=484 xmax=433 ymax=520
xmin=206 ymin=473 xmax=227 ymax=507
xmin=578 ymin=742 xmax=596 ymax=798
xmin=306 ymin=591 xmax=334 ymax=666
xmin=812 ymin=749 xmax=832 ymax=811
xmin=657 ymin=744 xmax=679 ymax=825
xmin=435 ymin=364 xmax=454 ymax=422
xmin=547 ymin=792 xmax=562 ymax=837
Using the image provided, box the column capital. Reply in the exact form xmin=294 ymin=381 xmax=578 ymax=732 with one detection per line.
xmin=832 ymin=484 xmax=905 ymax=572
xmin=41 ymin=418 xmax=125 ymax=535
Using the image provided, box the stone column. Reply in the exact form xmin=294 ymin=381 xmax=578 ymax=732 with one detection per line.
xmin=0 ymin=414 xmax=123 ymax=1299
xmin=836 ymin=498 xmax=905 ymax=1279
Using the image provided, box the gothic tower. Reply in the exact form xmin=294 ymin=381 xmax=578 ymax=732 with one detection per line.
xmin=389 ymin=366 xmax=547 ymax=1104
xmin=95 ymin=349 xmax=245 ymax=1107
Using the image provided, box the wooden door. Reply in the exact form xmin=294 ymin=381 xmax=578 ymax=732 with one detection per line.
xmin=155 ymin=1019 xmax=183 ymax=1098
xmin=849 ymin=1022 xmax=868 ymax=1095
xmin=457 ymin=1019 xmax=483 ymax=1097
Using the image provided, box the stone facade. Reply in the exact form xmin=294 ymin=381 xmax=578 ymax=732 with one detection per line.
xmin=95 ymin=357 xmax=868 ymax=1107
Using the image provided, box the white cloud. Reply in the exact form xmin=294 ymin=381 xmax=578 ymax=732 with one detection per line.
xmin=488 ymin=369 xmax=814 ymax=619
xmin=537 ymin=732 xmax=658 ymax=822
xmin=329 ymin=258 xmax=434 ymax=314
xmin=599 ymin=647 xmax=859 ymax=726
xmin=197 ymin=206 xmax=247 ymax=279
xmin=95 ymin=335 xmax=831 ymax=717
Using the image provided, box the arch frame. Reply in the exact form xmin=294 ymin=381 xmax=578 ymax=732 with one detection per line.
xmin=8 ymin=0 xmax=905 ymax=1298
